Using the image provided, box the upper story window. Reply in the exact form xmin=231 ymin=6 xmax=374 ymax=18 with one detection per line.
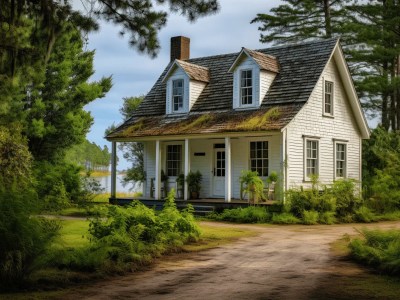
xmin=172 ymin=79 xmax=184 ymax=112
xmin=324 ymin=80 xmax=334 ymax=116
xmin=250 ymin=141 xmax=268 ymax=177
xmin=240 ymin=70 xmax=253 ymax=106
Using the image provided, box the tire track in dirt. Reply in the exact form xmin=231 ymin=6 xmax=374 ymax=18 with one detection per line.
xmin=62 ymin=221 xmax=400 ymax=300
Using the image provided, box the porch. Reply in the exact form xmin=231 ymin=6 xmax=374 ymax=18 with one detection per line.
xmin=109 ymin=131 xmax=286 ymax=202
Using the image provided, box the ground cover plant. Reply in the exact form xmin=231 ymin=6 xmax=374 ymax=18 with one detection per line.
xmin=349 ymin=229 xmax=400 ymax=276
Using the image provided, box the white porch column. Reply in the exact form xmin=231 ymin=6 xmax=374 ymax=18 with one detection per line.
xmin=155 ymin=140 xmax=161 ymax=200
xmin=225 ymin=137 xmax=231 ymax=202
xmin=110 ymin=141 xmax=117 ymax=199
xmin=184 ymin=138 xmax=190 ymax=200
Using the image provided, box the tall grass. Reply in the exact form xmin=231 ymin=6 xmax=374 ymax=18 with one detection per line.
xmin=349 ymin=229 xmax=400 ymax=275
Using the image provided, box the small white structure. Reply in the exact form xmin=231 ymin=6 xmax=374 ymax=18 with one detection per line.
xmin=107 ymin=36 xmax=370 ymax=201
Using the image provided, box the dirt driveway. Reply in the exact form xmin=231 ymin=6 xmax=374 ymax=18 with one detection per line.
xmin=62 ymin=221 xmax=400 ymax=300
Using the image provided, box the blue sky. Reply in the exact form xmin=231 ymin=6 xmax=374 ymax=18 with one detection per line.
xmin=83 ymin=0 xmax=278 ymax=169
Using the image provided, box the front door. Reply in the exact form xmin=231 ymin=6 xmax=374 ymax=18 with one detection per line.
xmin=213 ymin=148 xmax=225 ymax=197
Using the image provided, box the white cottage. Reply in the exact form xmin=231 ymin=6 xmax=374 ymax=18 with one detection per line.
xmin=107 ymin=36 xmax=370 ymax=202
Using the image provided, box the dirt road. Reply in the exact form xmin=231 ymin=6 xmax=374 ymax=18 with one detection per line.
xmin=63 ymin=221 xmax=400 ymax=300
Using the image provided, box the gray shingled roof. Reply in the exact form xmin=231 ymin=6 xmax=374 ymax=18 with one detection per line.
xmin=107 ymin=38 xmax=338 ymax=140
xmin=241 ymin=48 xmax=280 ymax=73
xmin=174 ymin=60 xmax=210 ymax=82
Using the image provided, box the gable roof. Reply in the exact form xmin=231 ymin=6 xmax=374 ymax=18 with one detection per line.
xmin=162 ymin=59 xmax=210 ymax=83
xmin=107 ymin=38 xmax=341 ymax=140
xmin=228 ymin=48 xmax=280 ymax=73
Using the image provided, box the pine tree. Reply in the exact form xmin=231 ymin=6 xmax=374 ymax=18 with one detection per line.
xmin=251 ymin=0 xmax=345 ymax=45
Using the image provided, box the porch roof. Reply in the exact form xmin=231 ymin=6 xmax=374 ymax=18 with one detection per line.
xmin=106 ymin=104 xmax=300 ymax=140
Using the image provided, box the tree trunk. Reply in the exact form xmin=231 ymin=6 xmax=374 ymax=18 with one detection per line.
xmin=390 ymin=61 xmax=396 ymax=131
xmin=382 ymin=61 xmax=390 ymax=130
xmin=323 ymin=0 xmax=332 ymax=38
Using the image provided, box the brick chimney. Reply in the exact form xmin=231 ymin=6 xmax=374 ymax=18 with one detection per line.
xmin=170 ymin=36 xmax=190 ymax=61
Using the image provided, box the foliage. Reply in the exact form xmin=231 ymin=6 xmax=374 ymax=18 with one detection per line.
xmin=318 ymin=211 xmax=336 ymax=225
xmin=0 ymin=186 xmax=60 ymax=290
xmin=267 ymin=171 xmax=278 ymax=183
xmin=186 ymin=170 xmax=202 ymax=193
xmin=302 ymin=210 xmax=319 ymax=225
xmin=363 ymin=127 xmax=400 ymax=212
xmin=0 ymin=126 xmax=32 ymax=187
xmin=209 ymin=206 xmax=270 ymax=223
xmin=349 ymin=229 xmax=400 ymax=276
xmin=271 ymin=213 xmax=301 ymax=224
xmin=354 ymin=206 xmax=377 ymax=223
xmin=65 ymin=139 xmax=111 ymax=171
xmin=239 ymin=170 xmax=265 ymax=202
xmin=53 ymin=189 xmax=201 ymax=273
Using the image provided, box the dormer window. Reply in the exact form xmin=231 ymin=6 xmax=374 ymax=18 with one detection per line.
xmin=172 ymin=79 xmax=184 ymax=112
xmin=240 ymin=70 xmax=253 ymax=106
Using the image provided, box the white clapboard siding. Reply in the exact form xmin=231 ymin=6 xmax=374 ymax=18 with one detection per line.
xmin=189 ymin=139 xmax=213 ymax=198
xmin=144 ymin=141 xmax=156 ymax=197
xmin=189 ymin=80 xmax=207 ymax=110
xmin=260 ymin=70 xmax=277 ymax=102
xmin=286 ymin=56 xmax=361 ymax=188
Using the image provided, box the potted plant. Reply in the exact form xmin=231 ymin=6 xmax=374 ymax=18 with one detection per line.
xmin=239 ymin=170 xmax=265 ymax=204
xmin=176 ymin=173 xmax=185 ymax=199
xmin=161 ymin=170 xmax=168 ymax=198
xmin=186 ymin=170 xmax=202 ymax=199
xmin=266 ymin=171 xmax=278 ymax=201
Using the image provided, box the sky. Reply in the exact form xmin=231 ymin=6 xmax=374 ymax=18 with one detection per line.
xmin=83 ymin=0 xmax=279 ymax=169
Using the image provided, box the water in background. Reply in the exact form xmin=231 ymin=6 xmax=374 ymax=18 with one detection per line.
xmin=95 ymin=174 xmax=143 ymax=194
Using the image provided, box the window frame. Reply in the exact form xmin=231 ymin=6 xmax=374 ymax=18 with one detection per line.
xmin=334 ymin=142 xmax=347 ymax=179
xmin=166 ymin=144 xmax=182 ymax=177
xmin=249 ymin=140 xmax=269 ymax=177
xmin=323 ymin=79 xmax=334 ymax=117
xmin=303 ymin=137 xmax=319 ymax=181
xmin=172 ymin=79 xmax=184 ymax=113
xmin=240 ymin=69 xmax=253 ymax=107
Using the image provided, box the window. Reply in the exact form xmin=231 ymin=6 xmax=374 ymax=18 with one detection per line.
xmin=166 ymin=145 xmax=181 ymax=177
xmin=172 ymin=79 xmax=184 ymax=112
xmin=335 ymin=143 xmax=346 ymax=178
xmin=250 ymin=141 xmax=268 ymax=177
xmin=240 ymin=69 xmax=253 ymax=105
xmin=324 ymin=80 xmax=334 ymax=115
xmin=306 ymin=140 xmax=318 ymax=177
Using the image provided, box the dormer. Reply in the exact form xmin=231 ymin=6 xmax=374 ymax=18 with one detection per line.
xmin=162 ymin=36 xmax=209 ymax=115
xmin=229 ymin=48 xmax=280 ymax=110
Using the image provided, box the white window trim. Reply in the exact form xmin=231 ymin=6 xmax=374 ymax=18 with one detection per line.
xmin=334 ymin=141 xmax=348 ymax=180
xmin=248 ymin=140 xmax=269 ymax=178
xmin=172 ymin=78 xmax=185 ymax=113
xmin=303 ymin=136 xmax=320 ymax=181
xmin=239 ymin=69 xmax=254 ymax=108
xmin=164 ymin=142 xmax=184 ymax=179
xmin=323 ymin=78 xmax=334 ymax=117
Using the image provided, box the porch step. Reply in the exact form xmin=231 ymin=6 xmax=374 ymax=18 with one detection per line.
xmin=191 ymin=205 xmax=215 ymax=216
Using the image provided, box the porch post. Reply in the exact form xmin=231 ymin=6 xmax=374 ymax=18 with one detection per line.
xmin=184 ymin=138 xmax=190 ymax=200
xmin=155 ymin=140 xmax=161 ymax=200
xmin=225 ymin=137 xmax=231 ymax=202
xmin=110 ymin=141 xmax=117 ymax=199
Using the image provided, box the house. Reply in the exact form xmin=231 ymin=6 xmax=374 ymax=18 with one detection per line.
xmin=106 ymin=36 xmax=370 ymax=202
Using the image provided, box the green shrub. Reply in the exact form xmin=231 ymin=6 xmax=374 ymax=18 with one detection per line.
xmin=318 ymin=211 xmax=336 ymax=224
xmin=271 ymin=213 xmax=300 ymax=224
xmin=0 ymin=186 xmax=60 ymax=290
xmin=302 ymin=210 xmax=319 ymax=225
xmin=354 ymin=206 xmax=376 ymax=223
xmin=349 ymin=229 xmax=400 ymax=275
xmin=213 ymin=206 xmax=270 ymax=223
xmin=331 ymin=179 xmax=361 ymax=217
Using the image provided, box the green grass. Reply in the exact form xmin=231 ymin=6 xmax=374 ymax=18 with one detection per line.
xmin=53 ymin=220 xmax=90 ymax=248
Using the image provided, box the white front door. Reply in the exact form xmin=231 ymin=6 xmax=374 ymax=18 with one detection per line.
xmin=213 ymin=148 xmax=225 ymax=197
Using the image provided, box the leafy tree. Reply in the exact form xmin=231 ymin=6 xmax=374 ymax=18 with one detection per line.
xmin=118 ymin=96 xmax=146 ymax=186
xmin=251 ymin=0 xmax=345 ymax=45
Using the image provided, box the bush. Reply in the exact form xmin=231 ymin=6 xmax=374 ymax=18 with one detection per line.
xmin=318 ymin=211 xmax=336 ymax=224
xmin=271 ymin=213 xmax=301 ymax=224
xmin=51 ymin=190 xmax=200 ymax=274
xmin=211 ymin=206 xmax=270 ymax=223
xmin=0 ymin=186 xmax=60 ymax=290
xmin=302 ymin=210 xmax=319 ymax=225
xmin=349 ymin=229 xmax=400 ymax=275
xmin=354 ymin=206 xmax=376 ymax=223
